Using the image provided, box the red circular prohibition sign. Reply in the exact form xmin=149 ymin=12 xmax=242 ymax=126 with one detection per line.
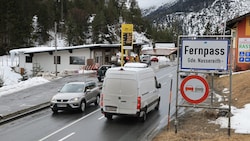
xmin=180 ymin=75 xmax=209 ymax=104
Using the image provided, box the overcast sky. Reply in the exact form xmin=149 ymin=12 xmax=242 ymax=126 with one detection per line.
xmin=137 ymin=0 xmax=175 ymax=9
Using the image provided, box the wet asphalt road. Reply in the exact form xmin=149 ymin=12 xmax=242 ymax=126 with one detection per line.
xmin=0 ymin=64 xmax=184 ymax=141
xmin=0 ymin=73 xmax=96 ymax=118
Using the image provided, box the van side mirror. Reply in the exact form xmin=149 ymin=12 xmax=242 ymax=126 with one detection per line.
xmin=157 ymin=83 xmax=161 ymax=89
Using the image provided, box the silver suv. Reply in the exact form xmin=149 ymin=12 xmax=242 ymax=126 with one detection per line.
xmin=50 ymin=81 xmax=100 ymax=113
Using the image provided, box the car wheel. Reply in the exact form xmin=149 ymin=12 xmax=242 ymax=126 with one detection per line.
xmin=105 ymin=113 xmax=113 ymax=120
xmin=79 ymin=100 xmax=86 ymax=112
xmin=52 ymin=108 xmax=58 ymax=113
xmin=95 ymin=95 xmax=100 ymax=106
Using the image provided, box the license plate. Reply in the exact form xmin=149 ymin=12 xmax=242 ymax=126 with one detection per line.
xmin=105 ymin=106 xmax=117 ymax=111
xmin=57 ymin=104 xmax=67 ymax=107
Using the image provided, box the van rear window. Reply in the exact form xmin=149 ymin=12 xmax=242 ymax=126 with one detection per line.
xmin=105 ymin=79 xmax=137 ymax=95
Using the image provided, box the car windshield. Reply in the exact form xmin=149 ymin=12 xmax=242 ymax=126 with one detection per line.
xmin=100 ymin=66 xmax=111 ymax=70
xmin=60 ymin=83 xmax=85 ymax=93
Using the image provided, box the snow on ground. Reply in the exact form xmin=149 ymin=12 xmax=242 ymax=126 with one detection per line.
xmin=0 ymin=77 xmax=49 ymax=97
xmin=0 ymin=55 xmax=50 ymax=97
xmin=0 ymin=55 xmax=250 ymax=134
xmin=0 ymin=55 xmax=98 ymax=97
xmin=210 ymin=104 xmax=250 ymax=134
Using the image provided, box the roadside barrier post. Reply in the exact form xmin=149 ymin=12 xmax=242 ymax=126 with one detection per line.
xmin=167 ymin=79 xmax=173 ymax=130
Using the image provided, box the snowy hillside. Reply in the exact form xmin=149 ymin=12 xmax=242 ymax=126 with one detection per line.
xmin=146 ymin=0 xmax=250 ymax=35
xmin=139 ymin=0 xmax=177 ymax=16
xmin=183 ymin=0 xmax=250 ymax=35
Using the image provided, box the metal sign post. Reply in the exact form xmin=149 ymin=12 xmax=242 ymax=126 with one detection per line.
xmin=175 ymin=35 xmax=233 ymax=136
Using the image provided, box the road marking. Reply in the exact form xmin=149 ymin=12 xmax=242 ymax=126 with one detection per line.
xmin=158 ymin=68 xmax=176 ymax=80
xmin=158 ymin=68 xmax=176 ymax=87
xmin=58 ymin=132 xmax=75 ymax=141
xmin=38 ymin=109 xmax=100 ymax=141
xmin=98 ymin=115 xmax=104 ymax=120
xmin=20 ymin=104 xmax=35 ymax=107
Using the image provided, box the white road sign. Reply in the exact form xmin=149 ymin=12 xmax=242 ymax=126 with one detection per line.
xmin=181 ymin=40 xmax=229 ymax=70
xmin=180 ymin=75 xmax=209 ymax=104
xmin=238 ymin=38 xmax=250 ymax=63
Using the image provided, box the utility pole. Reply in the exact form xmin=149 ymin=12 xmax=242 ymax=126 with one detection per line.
xmin=59 ymin=0 xmax=64 ymax=25
xmin=55 ymin=22 xmax=58 ymax=76
xmin=60 ymin=0 xmax=63 ymax=22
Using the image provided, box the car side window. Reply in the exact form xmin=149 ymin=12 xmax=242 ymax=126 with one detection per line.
xmin=86 ymin=82 xmax=96 ymax=90
xmin=84 ymin=86 xmax=89 ymax=92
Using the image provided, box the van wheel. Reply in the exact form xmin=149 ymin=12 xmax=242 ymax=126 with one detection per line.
xmin=95 ymin=95 xmax=100 ymax=106
xmin=140 ymin=110 xmax=147 ymax=122
xmin=79 ymin=100 xmax=86 ymax=112
xmin=155 ymin=99 xmax=160 ymax=110
xmin=105 ymin=114 xmax=113 ymax=120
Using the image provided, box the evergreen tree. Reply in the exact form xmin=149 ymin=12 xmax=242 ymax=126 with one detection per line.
xmin=0 ymin=0 xmax=170 ymax=55
xmin=204 ymin=22 xmax=212 ymax=35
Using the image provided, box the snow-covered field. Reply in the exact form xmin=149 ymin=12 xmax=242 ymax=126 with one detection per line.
xmin=0 ymin=55 xmax=50 ymax=97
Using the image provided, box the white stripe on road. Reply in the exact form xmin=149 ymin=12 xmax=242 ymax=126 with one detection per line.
xmin=158 ymin=68 xmax=176 ymax=80
xmin=98 ymin=115 xmax=104 ymax=120
xmin=58 ymin=132 xmax=75 ymax=141
xmin=39 ymin=109 xmax=100 ymax=141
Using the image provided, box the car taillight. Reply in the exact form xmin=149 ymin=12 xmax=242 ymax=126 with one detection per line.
xmin=100 ymin=94 xmax=103 ymax=107
xmin=137 ymin=96 xmax=141 ymax=110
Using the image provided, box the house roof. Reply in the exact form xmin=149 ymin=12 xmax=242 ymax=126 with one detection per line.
xmin=227 ymin=12 xmax=250 ymax=29
xmin=154 ymin=43 xmax=175 ymax=49
xmin=10 ymin=43 xmax=146 ymax=55
xmin=141 ymin=48 xmax=177 ymax=56
xmin=9 ymin=44 xmax=121 ymax=55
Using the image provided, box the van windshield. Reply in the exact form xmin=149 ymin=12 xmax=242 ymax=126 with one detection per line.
xmin=105 ymin=79 xmax=137 ymax=95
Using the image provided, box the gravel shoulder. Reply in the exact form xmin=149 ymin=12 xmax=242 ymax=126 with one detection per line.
xmin=153 ymin=71 xmax=250 ymax=141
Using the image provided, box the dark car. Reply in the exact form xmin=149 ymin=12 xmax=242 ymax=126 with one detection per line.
xmin=97 ymin=65 xmax=114 ymax=82
xmin=140 ymin=55 xmax=151 ymax=66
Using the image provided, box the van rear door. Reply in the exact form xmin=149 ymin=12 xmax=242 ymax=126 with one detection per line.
xmin=103 ymin=78 xmax=138 ymax=114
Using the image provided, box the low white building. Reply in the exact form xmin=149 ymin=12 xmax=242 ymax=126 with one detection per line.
xmin=9 ymin=43 xmax=143 ymax=76
xmin=141 ymin=42 xmax=177 ymax=61
xmin=9 ymin=44 xmax=121 ymax=76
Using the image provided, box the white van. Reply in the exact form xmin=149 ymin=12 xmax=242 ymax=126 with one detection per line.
xmin=100 ymin=63 xmax=161 ymax=121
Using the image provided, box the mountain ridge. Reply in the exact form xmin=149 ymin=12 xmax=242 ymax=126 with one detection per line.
xmin=144 ymin=0 xmax=250 ymax=35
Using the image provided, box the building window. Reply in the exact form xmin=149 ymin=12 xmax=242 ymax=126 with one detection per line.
xmin=105 ymin=56 xmax=109 ymax=63
xmin=54 ymin=56 xmax=61 ymax=64
xmin=70 ymin=56 xmax=85 ymax=65
xmin=25 ymin=56 xmax=32 ymax=63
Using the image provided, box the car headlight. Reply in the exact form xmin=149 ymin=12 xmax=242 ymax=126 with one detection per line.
xmin=70 ymin=97 xmax=80 ymax=102
xmin=51 ymin=98 xmax=56 ymax=102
